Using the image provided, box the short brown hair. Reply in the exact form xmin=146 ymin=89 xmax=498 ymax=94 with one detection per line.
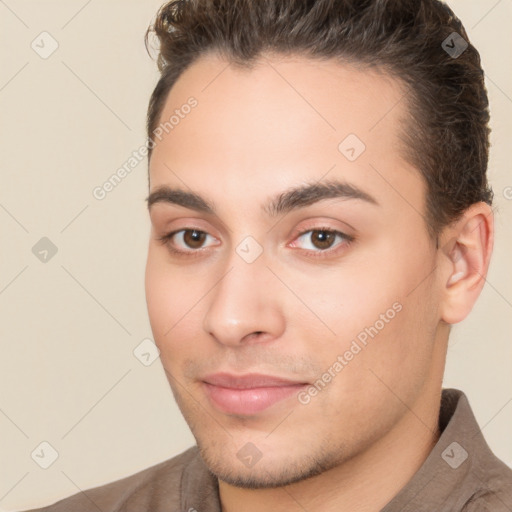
xmin=145 ymin=0 xmax=493 ymax=240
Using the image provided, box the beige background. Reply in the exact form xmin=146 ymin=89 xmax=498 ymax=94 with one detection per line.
xmin=0 ymin=0 xmax=511 ymax=509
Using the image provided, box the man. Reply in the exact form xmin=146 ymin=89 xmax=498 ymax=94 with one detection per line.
xmin=22 ymin=0 xmax=512 ymax=510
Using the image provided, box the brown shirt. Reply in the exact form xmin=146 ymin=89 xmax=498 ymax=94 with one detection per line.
xmin=22 ymin=388 xmax=512 ymax=512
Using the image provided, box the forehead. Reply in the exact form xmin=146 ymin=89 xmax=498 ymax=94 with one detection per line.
xmin=148 ymin=53 xmax=420 ymax=215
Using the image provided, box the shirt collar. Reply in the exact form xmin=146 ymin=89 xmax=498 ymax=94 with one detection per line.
xmin=382 ymin=388 xmax=495 ymax=511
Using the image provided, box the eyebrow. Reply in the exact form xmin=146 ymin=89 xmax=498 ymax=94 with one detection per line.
xmin=145 ymin=179 xmax=379 ymax=217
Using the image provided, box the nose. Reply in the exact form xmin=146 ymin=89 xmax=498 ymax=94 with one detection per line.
xmin=202 ymin=250 xmax=285 ymax=347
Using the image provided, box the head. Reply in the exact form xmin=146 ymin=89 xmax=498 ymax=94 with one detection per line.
xmin=144 ymin=0 xmax=494 ymax=489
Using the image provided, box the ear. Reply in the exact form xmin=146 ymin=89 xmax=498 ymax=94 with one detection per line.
xmin=438 ymin=202 xmax=494 ymax=325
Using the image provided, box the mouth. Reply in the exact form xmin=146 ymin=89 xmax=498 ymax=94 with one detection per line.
xmin=201 ymin=372 xmax=309 ymax=415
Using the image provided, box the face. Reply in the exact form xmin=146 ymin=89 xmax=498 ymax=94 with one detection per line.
xmin=145 ymin=53 xmax=445 ymax=488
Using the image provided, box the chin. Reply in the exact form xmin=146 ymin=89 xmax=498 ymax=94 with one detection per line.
xmin=197 ymin=441 xmax=340 ymax=489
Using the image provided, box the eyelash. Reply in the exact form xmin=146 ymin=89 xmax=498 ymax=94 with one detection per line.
xmin=157 ymin=226 xmax=355 ymax=260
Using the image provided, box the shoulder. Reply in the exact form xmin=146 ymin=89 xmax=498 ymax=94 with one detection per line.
xmin=20 ymin=445 xmax=201 ymax=512
xmin=461 ymin=455 xmax=512 ymax=511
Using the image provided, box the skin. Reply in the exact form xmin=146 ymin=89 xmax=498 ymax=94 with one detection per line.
xmin=145 ymin=53 xmax=493 ymax=512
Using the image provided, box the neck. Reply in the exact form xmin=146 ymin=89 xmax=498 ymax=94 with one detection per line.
xmin=219 ymin=387 xmax=442 ymax=512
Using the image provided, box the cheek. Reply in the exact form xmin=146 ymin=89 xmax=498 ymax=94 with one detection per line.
xmin=344 ymin=257 xmax=437 ymax=394
xmin=145 ymin=248 xmax=210 ymax=365
xmin=297 ymin=261 xmax=398 ymax=345
xmin=305 ymin=237 xmax=436 ymax=368
xmin=145 ymin=252 xmax=170 ymax=333
xmin=145 ymin=249 xmax=189 ymax=340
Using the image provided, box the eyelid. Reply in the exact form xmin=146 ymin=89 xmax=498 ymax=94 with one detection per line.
xmin=288 ymin=217 xmax=355 ymax=238
xmin=287 ymin=226 xmax=354 ymax=255
xmin=156 ymin=228 xmax=219 ymax=255
xmin=176 ymin=229 xmax=218 ymax=248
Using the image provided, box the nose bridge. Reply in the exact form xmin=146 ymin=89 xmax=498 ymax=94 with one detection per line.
xmin=202 ymin=239 xmax=283 ymax=345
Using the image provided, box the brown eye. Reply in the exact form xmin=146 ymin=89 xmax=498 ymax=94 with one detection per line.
xmin=297 ymin=229 xmax=340 ymax=250
xmin=157 ymin=228 xmax=217 ymax=256
xmin=182 ymin=229 xmax=207 ymax=249
xmin=309 ymin=230 xmax=336 ymax=250
xmin=290 ymin=227 xmax=354 ymax=259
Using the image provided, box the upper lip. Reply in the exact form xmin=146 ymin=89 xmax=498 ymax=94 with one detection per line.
xmin=202 ymin=373 xmax=308 ymax=389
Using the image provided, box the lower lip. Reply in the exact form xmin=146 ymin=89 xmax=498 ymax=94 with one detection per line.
xmin=203 ymin=382 xmax=307 ymax=415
